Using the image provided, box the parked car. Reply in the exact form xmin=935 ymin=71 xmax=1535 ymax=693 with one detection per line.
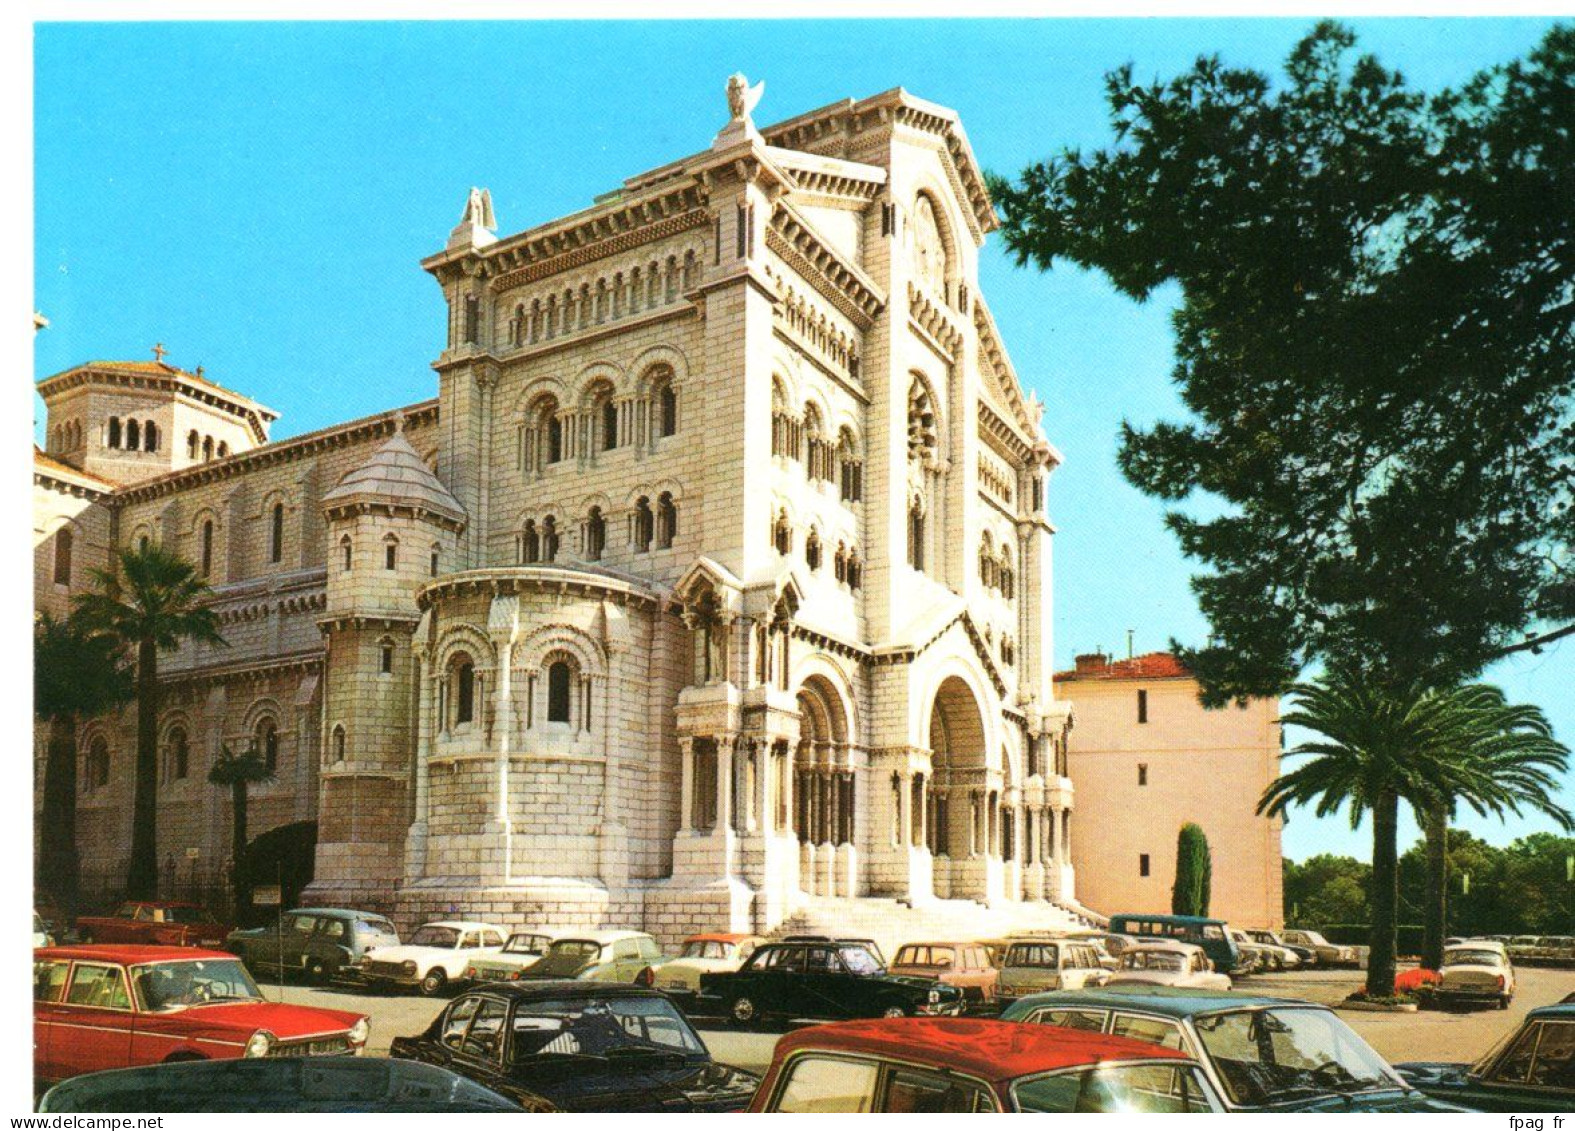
xmin=76 ymin=901 xmax=230 ymax=949
xmin=1534 ymin=936 xmax=1575 ymax=967
xmin=1397 ymin=1001 xmax=1575 ymax=1112
xmin=780 ymin=933 xmax=887 ymax=966
xmin=700 ymin=938 xmax=963 ymax=1026
xmin=357 ymin=920 xmax=506 ymax=996
xmin=889 ymin=941 xmax=999 ymax=1005
xmin=1067 ymin=931 xmax=1137 ymax=970
xmin=34 ymin=911 xmax=54 ymax=948
xmin=1434 ymin=941 xmax=1515 ymax=1010
xmin=996 ymin=936 xmax=1110 ymax=1002
xmin=465 ymin=931 xmax=563 ymax=984
xmin=977 ymin=938 xmax=1015 ymax=968
xmin=1108 ymin=941 xmax=1233 ymax=991
xmin=1108 ymin=914 xmax=1241 ymax=974
xmin=33 ymin=945 xmax=369 ymax=1089
xmin=1505 ymin=935 xmax=1542 ymax=965
xmin=1227 ymin=929 xmax=1274 ymax=973
xmin=1279 ymin=929 xmax=1359 ymax=969
xmin=1244 ymin=929 xmax=1309 ymax=969
xmin=522 ymin=930 xmax=666 ymax=983
xmin=38 ymin=1056 xmax=525 ymax=1112
xmin=651 ymin=933 xmax=762 ymax=1006
xmin=1001 ymin=987 xmax=1464 ymax=1110
xmin=390 ymin=981 xmax=758 ymax=1111
xmin=228 ymin=908 xmax=400 ymax=985
xmin=748 ymin=1017 xmax=1224 ymax=1112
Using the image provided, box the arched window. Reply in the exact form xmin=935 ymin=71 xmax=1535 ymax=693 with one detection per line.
xmin=601 ymin=399 xmax=619 ymax=452
xmin=203 ymin=436 xmax=214 ymax=461
xmin=256 ymin=718 xmax=279 ymax=774
xmin=166 ymin=727 xmax=189 ymax=782
xmin=139 ymin=534 xmax=150 ymax=554
xmin=847 ymin=548 xmax=863 ymax=591
xmin=585 ymin=507 xmax=606 ymax=560
xmin=200 ymin=520 xmax=215 ymax=578
xmin=521 ymin=519 xmax=540 ymax=564
xmin=805 ymin=528 xmax=822 ymax=571
xmin=332 ymin=725 xmax=346 ymax=763
xmin=659 ymin=383 xmax=677 ymax=437
xmin=1000 ymin=551 xmax=1015 ymax=600
xmin=805 ymin=406 xmax=832 ymax=483
xmin=217 ymin=441 xmax=229 ymax=458
xmin=270 ymin=503 xmax=284 ymax=564
xmin=907 ymin=501 xmax=925 ymax=571
xmin=86 ymin=736 xmax=110 ymax=791
xmin=907 ymin=378 xmax=938 ymax=463
xmin=547 ymin=414 xmax=563 ymax=464
xmin=143 ymin=421 xmax=159 ymax=452
xmin=770 ymin=381 xmax=801 ymax=460
xmin=430 ymin=545 xmax=441 ymax=578
xmin=773 ymin=510 xmax=792 ymax=555
xmin=542 ymin=516 xmax=559 ymax=562
xmin=340 ymin=535 xmax=353 ymax=572
xmin=546 ymin=659 xmax=572 ymax=724
xmin=187 ymin=431 xmax=199 ymax=459
xmin=910 ymin=193 xmax=949 ymax=296
xmin=107 ymin=417 xmax=122 ymax=449
xmin=657 ymin=492 xmax=677 ymax=549
xmin=53 ymin=527 xmax=72 ymax=586
xmin=126 ymin=419 xmax=141 ymax=450
xmin=454 ymin=658 xmax=476 ymax=725
xmin=980 ymin=536 xmax=997 ymax=589
xmin=384 ymin=535 xmax=398 ymax=571
xmin=633 ymin=497 xmax=653 ymax=552
xmin=839 ymin=429 xmax=863 ymax=503
xmin=379 ymin=637 xmax=394 ymax=675
xmin=834 ymin=542 xmax=847 ymax=583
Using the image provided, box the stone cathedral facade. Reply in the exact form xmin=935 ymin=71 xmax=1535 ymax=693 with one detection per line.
xmin=34 ymin=82 xmax=1090 ymax=943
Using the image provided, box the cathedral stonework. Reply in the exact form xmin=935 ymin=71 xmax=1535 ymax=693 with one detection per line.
xmin=35 ymin=83 xmax=1094 ymax=948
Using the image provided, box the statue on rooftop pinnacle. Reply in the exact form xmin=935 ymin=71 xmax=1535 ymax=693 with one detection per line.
xmin=447 ymin=186 xmax=497 ymax=251
xmin=727 ymin=73 xmax=765 ymax=124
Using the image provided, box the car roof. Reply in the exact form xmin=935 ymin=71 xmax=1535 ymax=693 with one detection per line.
xmin=552 ymin=929 xmax=650 ymax=944
xmin=1013 ymin=985 xmax=1313 ymax=1017
xmin=685 ymin=933 xmax=755 ymax=944
xmin=1527 ymin=1002 xmax=1575 ymax=1022
xmin=894 ymin=940 xmax=972 ymax=949
xmin=1126 ymin=940 xmax=1204 ymax=955
xmin=37 ymin=944 xmax=237 ymax=964
xmin=418 ymin=921 xmax=502 ymax=932
xmin=1445 ymin=940 xmax=1507 ymax=952
xmin=1110 ymin=914 xmax=1226 ymax=926
xmin=774 ymin=1018 xmax=1190 ymax=1082
xmin=463 ymin=979 xmax=669 ymax=1003
xmin=280 ymin=908 xmax=390 ymax=919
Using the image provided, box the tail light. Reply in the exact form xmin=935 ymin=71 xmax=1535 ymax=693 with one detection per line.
xmin=465 ymin=967 xmax=478 ymax=979
xmin=509 ymin=971 xmax=523 ymax=980
xmin=1495 ymin=974 xmax=1506 ymax=989
xmin=637 ymin=966 xmax=655 ymax=987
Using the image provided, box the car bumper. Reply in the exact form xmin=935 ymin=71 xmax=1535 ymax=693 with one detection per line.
xmin=359 ymin=972 xmax=423 ymax=989
xmin=1434 ymin=987 xmax=1507 ymax=1003
xmin=918 ymin=1000 xmax=964 ymax=1016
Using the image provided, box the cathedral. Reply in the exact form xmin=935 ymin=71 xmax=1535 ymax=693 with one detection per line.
xmin=34 ymin=80 xmax=1106 ymax=945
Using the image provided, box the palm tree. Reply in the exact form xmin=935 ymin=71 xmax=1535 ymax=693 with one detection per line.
xmin=1412 ymin=685 xmax=1571 ymax=970
xmin=1258 ymin=669 xmax=1489 ymax=998
xmin=209 ymin=741 xmax=275 ymax=923
xmin=34 ymin=612 xmax=132 ymax=923
xmin=74 ymin=544 xmax=224 ymax=899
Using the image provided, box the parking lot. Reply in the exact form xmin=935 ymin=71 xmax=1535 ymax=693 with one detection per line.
xmin=264 ymin=963 xmax=1571 ymax=1075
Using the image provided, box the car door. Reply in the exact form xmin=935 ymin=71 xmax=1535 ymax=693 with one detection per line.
xmin=1474 ymin=1020 xmax=1575 ymax=1112
xmin=757 ymin=946 xmax=805 ymax=1015
xmin=54 ymin=962 xmax=134 ymax=1078
xmin=33 ymin=958 xmax=71 ymax=1083
xmin=799 ymin=946 xmax=852 ymax=1019
xmin=608 ymin=937 xmax=641 ymax=981
xmin=311 ymin=916 xmax=350 ymax=972
xmin=448 ymin=995 xmax=513 ymax=1093
xmin=278 ymin=913 xmax=315 ymax=970
xmin=880 ymin=1066 xmax=997 ymax=1112
xmin=413 ymin=993 xmax=485 ymax=1070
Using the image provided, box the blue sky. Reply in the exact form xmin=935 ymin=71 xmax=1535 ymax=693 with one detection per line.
xmin=34 ymin=18 xmax=1572 ymax=862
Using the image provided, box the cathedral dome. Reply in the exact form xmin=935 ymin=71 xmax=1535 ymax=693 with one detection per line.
xmin=321 ymin=428 xmax=466 ymax=525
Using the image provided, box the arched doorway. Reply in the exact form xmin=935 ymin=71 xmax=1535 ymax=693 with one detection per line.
xmin=238 ymin=821 xmax=317 ymax=927
xmin=927 ymin=675 xmax=990 ymax=898
xmin=794 ymin=674 xmax=856 ymax=896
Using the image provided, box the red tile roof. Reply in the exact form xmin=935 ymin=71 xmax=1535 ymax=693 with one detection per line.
xmin=1055 ymin=651 xmax=1192 ymax=683
xmin=33 ymin=446 xmax=114 ymax=489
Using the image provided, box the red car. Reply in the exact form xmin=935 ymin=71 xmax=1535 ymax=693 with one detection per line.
xmin=76 ymin=901 xmax=230 ymax=948
xmin=34 ymin=945 xmax=369 ymax=1088
xmin=748 ymin=1017 xmax=1224 ymax=1113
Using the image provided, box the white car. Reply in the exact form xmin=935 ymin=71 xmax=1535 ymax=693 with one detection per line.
xmin=357 ymin=920 xmax=505 ymax=995
xmin=1281 ymin=929 xmax=1359 ymax=968
xmin=1108 ymin=941 xmax=1233 ymax=991
xmin=1436 ymin=940 xmax=1515 ymax=1010
xmin=656 ymin=933 xmax=763 ymax=1002
xmin=1244 ymin=929 xmax=1303 ymax=970
xmin=465 ymin=929 xmax=565 ymax=983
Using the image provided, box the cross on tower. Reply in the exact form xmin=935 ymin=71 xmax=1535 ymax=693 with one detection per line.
xmin=151 ymin=342 xmax=167 ymax=363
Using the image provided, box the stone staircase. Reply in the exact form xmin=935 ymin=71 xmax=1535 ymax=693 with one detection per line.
xmin=771 ymin=895 xmax=1104 ymax=961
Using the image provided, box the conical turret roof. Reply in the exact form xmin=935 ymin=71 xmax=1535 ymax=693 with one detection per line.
xmin=322 ymin=428 xmax=466 ymax=525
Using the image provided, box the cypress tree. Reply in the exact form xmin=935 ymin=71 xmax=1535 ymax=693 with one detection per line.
xmin=1172 ymin=823 xmax=1212 ymax=916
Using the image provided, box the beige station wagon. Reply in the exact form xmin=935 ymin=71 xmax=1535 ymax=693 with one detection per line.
xmin=996 ymin=936 xmax=1110 ymax=1002
xmin=890 ymin=941 xmax=999 ymax=1004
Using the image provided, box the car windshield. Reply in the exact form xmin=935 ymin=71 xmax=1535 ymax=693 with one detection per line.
xmin=409 ymin=926 xmax=461 ymax=948
xmin=1444 ymin=949 xmax=1503 ymax=967
xmin=1008 ymin=943 xmax=1060 ymax=968
xmin=133 ymin=959 xmax=263 ymax=1010
xmin=164 ymin=907 xmax=216 ymax=925
xmin=680 ymin=940 xmax=731 ymax=959
xmin=355 ymin=917 xmax=397 ymax=938
xmin=839 ymin=946 xmax=883 ymax=975
xmin=504 ymin=935 xmax=547 ymax=955
xmin=1298 ymin=932 xmax=1330 ymax=947
xmin=1014 ymin=1064 xmax=1215 ymax=1113
xmin=1192 ymin=1007 xmax=1400 ymax=1107
xmin=1122 ymin=951 xmax=1187 ymax=972
xmin=510 ymin=995 xmax=705 ymax=1062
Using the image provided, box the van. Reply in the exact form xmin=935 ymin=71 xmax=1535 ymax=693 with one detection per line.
xmin=997 ymin=937 xmax=1109 ymax=1001
xmin=1107 ymin=914 xmax=1240 ymax=974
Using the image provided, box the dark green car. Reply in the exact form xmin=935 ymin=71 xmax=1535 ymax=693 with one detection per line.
xmin=1001 ymin=986 xmax=1468 ymax=1111
xmin=698 ymin=940 xmax=963 ymax=1027
xmin=1397 ymin=1001 xmax=1575 ymax=1111
xmin=228 ymin=907 xmax=401 ymax=984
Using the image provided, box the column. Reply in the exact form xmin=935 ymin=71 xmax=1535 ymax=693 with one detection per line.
xmin=715 ymin=736 xmax=734 ymax=834
xmin=679 ymin=737 xmax=694 ymax=832
xmin=968 ymin=792 xmax=979 ymax=856
xmin=413 ymin=653 xmax=432 ymax=822
xmin=780 ymin=745 xmax=794 ymax=835
xmin=756 ymin=740 xmax=774 ymax=836
xmin=898 ymin=772 xmax=913 ymax=850
xmin=826 ymin=769 xmax=840 ymax=846
xmin=493 ymin=642 xmax=513 ymax=824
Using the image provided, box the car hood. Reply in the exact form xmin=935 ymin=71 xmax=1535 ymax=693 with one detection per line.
xmin=1288 ymin=1089 xmax=1471 ymax=1112
xmin=1108 ymin=971 xmax=1189 ymax=986
xmin=513 ymin=1056 xmax=759 ymax=1112
xmin=365 ymin=945 xmax=471 ymax=963
xmin=159 ymin=1000 xmax=364 ymax=1039
xmin=874 ymin=973 xmax=962 ymax=996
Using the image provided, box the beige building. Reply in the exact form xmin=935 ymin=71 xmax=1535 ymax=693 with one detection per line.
xmin=1061 ymin=651 xmax=1284 ymax=929
xmin=34 ymin=80 xmax=1109 ymax=947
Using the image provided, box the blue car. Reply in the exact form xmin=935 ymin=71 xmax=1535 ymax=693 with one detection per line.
xmin=1397 ymin=1001 xmax=1575 ymax=1112
xmin=1001 ymin=986 xmax=1468 ymax=1111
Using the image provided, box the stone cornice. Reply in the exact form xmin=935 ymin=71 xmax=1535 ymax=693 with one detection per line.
xmin=869 ymin=608 xmax=1008 ymax=699
xmin=321 ymin=498 xmax=468 ymax=534
xmin=416 ymin=566 xmax=663 ymax=613
xmin=486 ymin=209 xmax=710 ymax=294
xmin=907 ymin=282 xmax=965 ymax=358
xmin=38 ymin=364 xmax=278 ymax=444
xmin=973 ymin=295 xmax=1039 ymax=438
xmin=767 ymin=202 xmax=886 ymax=328
xmin=33 ymin=462 xmax=111 ymax=501
xmin=158 ymin=649 xmax=322 ymax=688
xmin=318 ymin=613 xmax=422 ymax=634
xmin=108 ymin=401 xmax=440 ymax=508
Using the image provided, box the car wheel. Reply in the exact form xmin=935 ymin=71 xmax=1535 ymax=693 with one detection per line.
xmin=730 ymin=996 xmax=757 ymax=1027
xmin=881 ymin=1004 xmax=908 ymax=1019
xmin=419 ymin=969 xmax=447 ymax=997
xmin=305 ymin=957 xmax=329 ymax=985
